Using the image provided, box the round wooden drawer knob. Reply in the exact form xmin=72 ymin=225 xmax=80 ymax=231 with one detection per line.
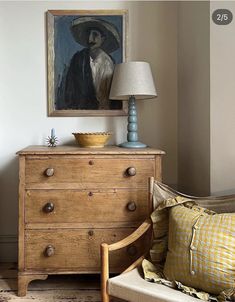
xmin=43 ymin=202 xmax=54 ymax=213
xmin=127 ymin=245 xmax=137 ymax=256
xmin=127 ymin=202 xmax=137 ymax=212
xmin=88 ymin=230 xmax=94 ymax=236
xmin=126 ymin=167 xmax=136 ymax=177
xmin=45 ymin=168 xmax=54 ymax=177
xmin=44 ymin=245 xmax=55 ymax=257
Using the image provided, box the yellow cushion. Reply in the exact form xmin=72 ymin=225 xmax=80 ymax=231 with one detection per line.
xmin=163 ymin=203 xmax=235 ymax=295
xmin=150 ymin=195 xmax=196 ymax=265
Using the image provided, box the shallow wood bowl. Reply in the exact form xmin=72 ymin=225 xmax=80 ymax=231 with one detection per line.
xmin=72 ymin=132 xmax=112 ymax=148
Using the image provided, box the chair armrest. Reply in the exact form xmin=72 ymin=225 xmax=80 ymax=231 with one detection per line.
xmin=108 ymin=218 xmax=152 ymax=251
xmin=100 ymin=218 xmax=152 ymax=302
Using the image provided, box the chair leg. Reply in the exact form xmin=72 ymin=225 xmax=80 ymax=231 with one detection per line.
xmin=101 ymin=243 xmax=110 ymax=302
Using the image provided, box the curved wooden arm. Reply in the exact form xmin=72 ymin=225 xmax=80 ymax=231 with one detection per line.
xmin=108 ymin=218 xmax=152 ymax=252
xmin=101 ymin=219 xmax=152 ymax=302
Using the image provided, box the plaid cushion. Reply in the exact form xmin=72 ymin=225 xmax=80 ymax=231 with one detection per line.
xmin=163 ymin=203 xmax=235 ymax=295
xmin=150 ymin=195 xmax=196 ymax=265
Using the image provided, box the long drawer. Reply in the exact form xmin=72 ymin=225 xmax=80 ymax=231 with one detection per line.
xmin=25 ymin=228 xmax=149 ymax=271
xmin=25 ymin=189 xmax=149 ymax=224
xmin=25 ymin=157 xmax=154 ymax=188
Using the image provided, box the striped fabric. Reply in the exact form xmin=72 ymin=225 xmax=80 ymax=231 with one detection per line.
xmin=163 ymin=202 xmax=235 ymax=295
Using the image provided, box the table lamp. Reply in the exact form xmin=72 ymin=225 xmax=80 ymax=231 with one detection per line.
xmin=109 ymin=61 xmax=157 ymax=148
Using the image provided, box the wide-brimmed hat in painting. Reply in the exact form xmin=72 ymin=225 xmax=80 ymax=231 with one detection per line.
xmin=71 ymin=16 xmax=121 ymax=53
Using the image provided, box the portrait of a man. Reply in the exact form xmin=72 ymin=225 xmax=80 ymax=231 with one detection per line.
xmin=47 ymin=10 xmax=127 ymax=116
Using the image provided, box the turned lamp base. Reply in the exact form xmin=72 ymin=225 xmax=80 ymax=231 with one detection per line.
xmin=119 ymin=141 xmax=147 ymax=148
xmin=119 ymin=96 xmax=147 ymax=149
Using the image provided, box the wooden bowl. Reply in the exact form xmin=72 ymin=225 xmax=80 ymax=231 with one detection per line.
xmin=72 ymin=132 xmax=112 ymax=148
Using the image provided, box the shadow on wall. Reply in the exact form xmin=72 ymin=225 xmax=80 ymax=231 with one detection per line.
xmin=0 ymin=156 xmax=18 ymax=261
xmin=104 ymin=117 xmax=119 ymax=145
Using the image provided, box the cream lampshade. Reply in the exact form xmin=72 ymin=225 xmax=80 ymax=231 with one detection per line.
xmin=109 ymin=61 xmax=157 ymax=148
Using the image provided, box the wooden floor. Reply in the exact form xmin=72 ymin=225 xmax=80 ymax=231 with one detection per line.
xmin=0 ymin=263 xmax=101 ymax=302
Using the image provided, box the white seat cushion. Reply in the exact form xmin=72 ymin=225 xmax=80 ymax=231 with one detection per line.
xmin=108 ymin=268 xmax=201 ymax=302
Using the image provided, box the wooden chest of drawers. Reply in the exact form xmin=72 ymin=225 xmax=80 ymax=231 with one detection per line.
xmin=17 ymin=146 xmax=164 ymax=296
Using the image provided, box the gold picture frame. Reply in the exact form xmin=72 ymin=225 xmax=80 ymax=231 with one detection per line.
xmin=47 ymin=10 xmax=128 ymax=117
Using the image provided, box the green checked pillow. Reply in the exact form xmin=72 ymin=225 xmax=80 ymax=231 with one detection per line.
xmin=163 ymin=203 xmax=235 ymax=295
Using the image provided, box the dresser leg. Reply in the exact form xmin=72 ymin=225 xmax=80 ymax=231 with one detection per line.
xmin=18 ymin=273 xmax=48 ymax=296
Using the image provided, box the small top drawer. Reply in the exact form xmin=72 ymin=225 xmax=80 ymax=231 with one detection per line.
xmin=25 ymin=156 xmax=155 ymax=189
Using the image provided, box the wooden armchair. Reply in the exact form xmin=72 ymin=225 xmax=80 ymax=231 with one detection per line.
xmin=100 ymin=177 xmax=235 ymax=302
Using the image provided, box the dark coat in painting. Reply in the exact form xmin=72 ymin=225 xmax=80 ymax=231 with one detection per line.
xmin=64 ymin=48 xmax=99 ymax=110
xmin=63 ymin=48 xmax=122 ymax=110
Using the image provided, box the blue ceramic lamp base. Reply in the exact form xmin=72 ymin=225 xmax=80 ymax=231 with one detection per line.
xmin=119 ymin=96 xmax=147 ymax=149
xmin=119 ymin=141 xmax=147 ymax=148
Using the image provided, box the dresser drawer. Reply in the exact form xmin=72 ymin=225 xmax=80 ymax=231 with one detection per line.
xmin=25 ymin=189 xmax=149 ymax=224
xmin=25 ymin=228 xmax=149 ymax=271
xmin=25 ymin=157 xmax=154 ymax=188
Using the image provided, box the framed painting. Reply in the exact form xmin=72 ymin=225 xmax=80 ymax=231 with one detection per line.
xmin=47 ymin=10 xmax=128 ymax=117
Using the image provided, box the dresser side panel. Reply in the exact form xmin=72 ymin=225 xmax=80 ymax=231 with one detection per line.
xmin=18 ymin=155 xmax=26 ymax=271
xmin=154 ymin=155 xmax=163 ymax=182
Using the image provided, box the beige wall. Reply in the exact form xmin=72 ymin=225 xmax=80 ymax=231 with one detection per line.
xmin=178 ymin=0 xmax=235 ymax=196
xmin=210 ymin=1 xmax=235 ymax=195
xmin=0 ymin=1 xmax=178 ymax=261
xmin=178 ymin=1 xmax=210 ymax=195
xmin=135 ymin=1 xmax=178 ymax=186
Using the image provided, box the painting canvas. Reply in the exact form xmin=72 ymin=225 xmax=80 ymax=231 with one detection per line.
xmin=47 ymin=10 xmax=128 ymax=116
